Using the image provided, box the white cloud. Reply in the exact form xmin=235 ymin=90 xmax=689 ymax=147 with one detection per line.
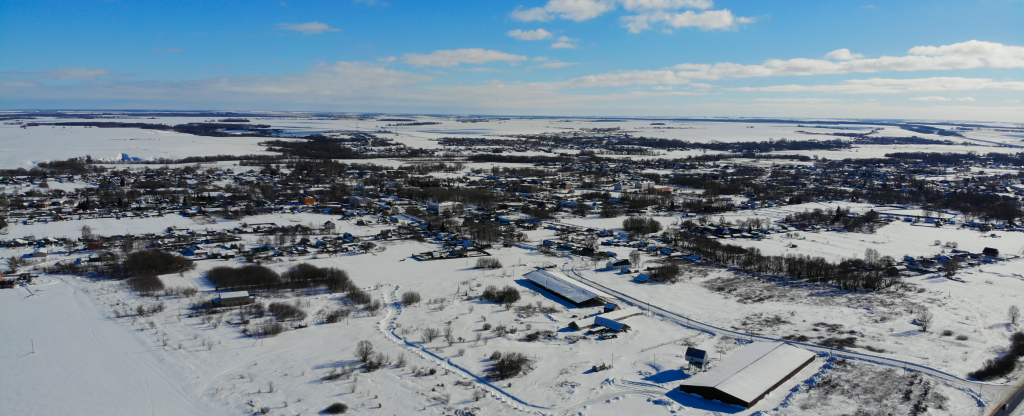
xmin=507 ymin=28 xmax=553 ymax=40
xmin=551 ymin=36 xmax=579 ymax=49
xmin=276 ymin=22 xmax=341 ymax=34
xmin=401 ymin=49 xmax=528 ymax=67
xmin=512 ymin=0 xmax=616 ymax=22
xmin=619 ymin=0 xmax=713 ymax=11
xmin=1 ymin=67 xmax=115 ymax=80
xmin=378 ymin=56 xmax=397 ymax=63
xmin=669 ymin=40 xmax=1024 ymax=80
xmin=540 ymin=61 xmax=578 ymax=68
xmin=824 ymin=48 xmax=863 ymax=60
xmin=729 ymin=77 xmax=1024 ymax=94
xmin=755 ymin=98 xmax=843 ymax=103
xmin=622 ymin=9 xmax=753 ymax=32
xmin=565 ymin=69 xmax=692 ymax=87
xmin=909 ymin=96 xmax=976 ymax=102
xmin=511 ymin=0 xmax=750 ymax=33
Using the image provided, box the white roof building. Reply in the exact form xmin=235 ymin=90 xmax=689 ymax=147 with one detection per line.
xmin=678 ymin=342 xmax=816 ymax=408
xmin=523 ymin=269 xmax=610 ymax=305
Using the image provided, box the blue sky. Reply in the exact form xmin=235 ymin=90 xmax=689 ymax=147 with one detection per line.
xmin=1 ymin=0 xmax=1022 ymax=120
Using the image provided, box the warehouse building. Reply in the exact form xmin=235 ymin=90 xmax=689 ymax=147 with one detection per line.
xmin=678 ymin=342 xmax=816 ymax=408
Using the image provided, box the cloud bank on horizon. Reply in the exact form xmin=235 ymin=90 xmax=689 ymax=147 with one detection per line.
xmin=0 ymin=0 xmax=1021 ymax=121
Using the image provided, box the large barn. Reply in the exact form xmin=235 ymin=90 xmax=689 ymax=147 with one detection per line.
xmin=522 ymin=269 xmax=610 ymax=306
xmin=678 ymin=342 xmax=816 ymax=408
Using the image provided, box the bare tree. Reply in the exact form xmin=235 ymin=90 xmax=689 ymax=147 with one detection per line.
xmin=80 ymin=225 xmax=93 ymax=240
xmin=915 ymin=308 xmax=934 ymax=332
xmin=1010 ymin=305 xmax=1020 ymax=327
xmin=355 ymin=340 xmax=374 ymax=364
xmin=443 ymin=325 xmax=455 ymax=346
xmin=421 ymin=327 xmax=439 ymax=343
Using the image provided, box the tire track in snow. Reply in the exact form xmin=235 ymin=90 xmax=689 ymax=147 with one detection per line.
xmin=566 ymin=259 xmax=1009 ymax=408
xmin=374 ymin=285 xmax=554 ymax=415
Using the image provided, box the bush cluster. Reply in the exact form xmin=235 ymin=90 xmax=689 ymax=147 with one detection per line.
xmin=487 ymin=351 xmax=531 ymax=380
xmin=969 ymin=331 xmax=1024 ymax=380
xmin=127 ymin=276 xmax=164 ymax=295
xmin=205 ymin=263 xmax=354 ymax=292
xmin=268 ymin=302 xmax=307 ymax=321
xmin=622 ymin=216 xmax=663 ymax=235
xmin=474 ymin=257 xmax=503 ymax=269
xmin=120 ymin=249 xmax=193 ymax=278
xmin=206 ymin=265 xmax=280 ymax=289
xmin=481 ymin=285 xmax=520 ymax=305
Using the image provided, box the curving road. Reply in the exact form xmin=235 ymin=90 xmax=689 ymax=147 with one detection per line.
xmin=562 ymin=257 xmax=1017 ymax=411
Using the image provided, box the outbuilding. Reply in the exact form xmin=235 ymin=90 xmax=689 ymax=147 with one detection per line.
xmin=214 ymin=291 xmax=254 ymax=307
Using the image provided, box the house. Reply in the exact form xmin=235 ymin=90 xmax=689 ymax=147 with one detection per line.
xmin=323 ymin=221 xmax=336 ymax=231
xmin=213 ymin=291 xmax=254 ymax=307
xmin=685 ymin=347 xmax=710 ymax=368
xmin=32 ymin=248 xmax=48 ymax=257
xmin=679 ymin=342 xmax=815 ymax=408
xmin=606 ymin=259 xmax=631 ymax=270
xmin=604 ymin=303 xmax=620 ymax=313
xmin=634 ymin=273 xmax=651 ymax=283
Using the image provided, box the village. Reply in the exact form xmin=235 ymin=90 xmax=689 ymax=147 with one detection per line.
xmin=2 ymin=114 xmax=1024 ymax=415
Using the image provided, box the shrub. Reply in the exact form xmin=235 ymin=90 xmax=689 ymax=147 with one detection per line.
xmin=941 ymin=330 xmax=954 ymax=336
xmin=355 ymin=340 xmax=374 ymax=364
xmin=366 ymin=299 xmax=383 ymax=316
xmin=324 ymin=402 xmax=348 ymax=414
xmin=481 ymin=285 xmax=520 ymax=306
xmin=487 ymin=351 xmax=531 ymax=380
xmin=249 ymin=322 xmax=284 ymax=338
xmin=348 ymin=289 xmax=372 ymax=305
xmin=120 ymin=249 xmax=194 ymax=278
xmin=268 ymin=302 xmax=307 ymax=321
xmin=650 ymin=262 xmax=681 ymax=284
xmin=475 ymin=257 xmax=503 ymax=269
xmin=482 ymin=323 xmax=492 ymax=331
xmin=401 ymin=291 xmax=422 ymax=306
xmin=969 ymin=331 xmax=1024 ymax=380
xmin=127 ymin=276 xmax=164 ymax=295
xmin=488 ymin=351 xmax=503 ymax=361
xmin=956 ymin=335 xmax=969 ymax=341
xmin=318 ymin=307 xmax=351 ymax=324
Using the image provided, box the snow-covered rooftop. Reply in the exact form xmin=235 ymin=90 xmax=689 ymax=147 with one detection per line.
xmin=523 ymin=269 xmax=610 ymax=304
xmin=680 ymin=341 xmax=816 ymax=406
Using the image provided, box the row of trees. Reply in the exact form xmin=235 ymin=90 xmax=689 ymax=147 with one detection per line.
xmin=674 ymin=234 xmax=899 ymax=291
xmin=206 ymin=263 xmax=355 ymax=292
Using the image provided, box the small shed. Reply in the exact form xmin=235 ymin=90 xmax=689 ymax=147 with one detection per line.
xmin=214 ymin=291 xmax=254 ymax=307
xmin=594 ymin=316 xmax=631 ymax=333
xmin=604 ymin=303 xmax=621 ymax=313
xmin=983 ymin=247 xmax=1000 ymax=257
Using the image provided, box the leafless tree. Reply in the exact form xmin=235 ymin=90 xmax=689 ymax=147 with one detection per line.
xmin=443 ymin=325 xmax=455 ymax=346
xmin=421 ymin=327 xmax=439 ymax=343
xmin=1010 ymin=305 xmax=1020 ymax=327
xmin=916 ymin=308 xmax=934 ymax=332
xmin=355 ymin=340 xmax=374 ymax=364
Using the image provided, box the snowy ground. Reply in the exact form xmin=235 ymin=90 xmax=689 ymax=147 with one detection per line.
xmin=2 ymin=233 xmax=993 ymax=415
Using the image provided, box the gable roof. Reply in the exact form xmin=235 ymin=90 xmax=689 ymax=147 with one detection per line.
xmin=523 ymin=269 xmax=610 ymax=304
